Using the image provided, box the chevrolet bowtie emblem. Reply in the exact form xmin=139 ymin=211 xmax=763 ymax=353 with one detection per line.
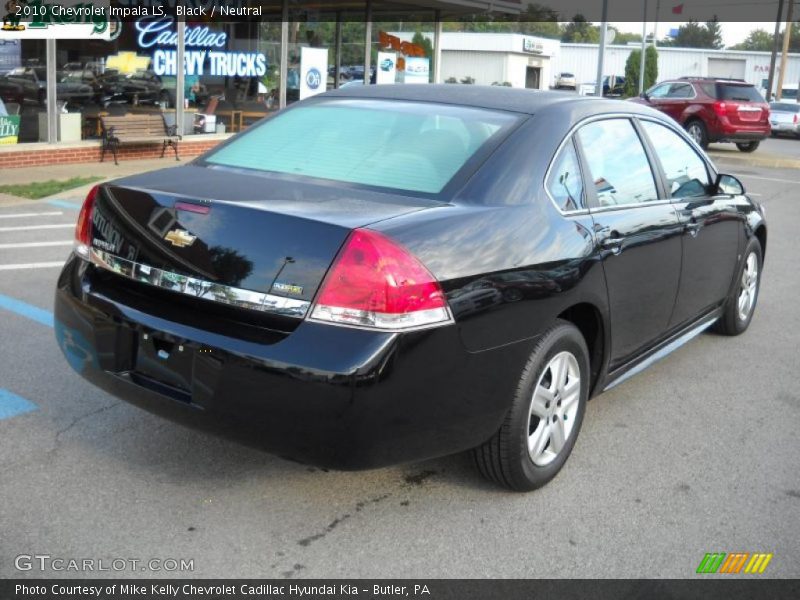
xmin=164 ymin=229 xmax=197 ymax=248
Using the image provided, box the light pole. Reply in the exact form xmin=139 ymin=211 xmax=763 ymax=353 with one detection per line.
xmin=639 ymin=0 xmax=648 ymax=95
xmin=595 ymin=0 xmax=609 ymax=97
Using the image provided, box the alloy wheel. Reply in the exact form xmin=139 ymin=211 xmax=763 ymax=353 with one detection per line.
xmin=688 ymin=123 xmax=703 ymax=144
xmin=527 ymin=351 xmax=581 ymax=466
xmin=737 ymin=252 xmax=759 ymax=321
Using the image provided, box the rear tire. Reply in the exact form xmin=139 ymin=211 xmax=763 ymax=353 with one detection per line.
xmin=473 ymin=320 xmax=589 ymax=491
xmin=736 ymin=141 xmax=760 ymax=153
xmin=685 ymin=119 xmax=709 ymax=149
xmin=713 ymin=238 xmax=762 ymax=336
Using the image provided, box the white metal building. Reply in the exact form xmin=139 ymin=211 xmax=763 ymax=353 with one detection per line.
xmin=554 ymin=43 xmax=800 ymax=94
xmin=393 ymin=32 xmax=560 ymax=89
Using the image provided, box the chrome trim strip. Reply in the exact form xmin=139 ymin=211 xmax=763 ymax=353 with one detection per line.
xmin=89 ymin=249 xmax=311 ymax=318
xmin=602 ymin=314 xmax=717 ymax=392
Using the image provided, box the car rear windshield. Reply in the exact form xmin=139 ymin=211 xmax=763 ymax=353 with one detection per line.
xmin=716 ymin=84 xmax=764 ymax=102
xmin=203 ymin=99 xmax=519 ymax=195
xmin=771 ymin=102 xmax=800 ymax=112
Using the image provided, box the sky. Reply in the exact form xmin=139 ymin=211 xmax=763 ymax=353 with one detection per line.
xmin=612 ymin=22 xmax=773 ymax=48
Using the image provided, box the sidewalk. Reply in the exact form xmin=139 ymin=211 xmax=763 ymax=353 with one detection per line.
xmin=0 ymin=158 xmax=182 ymax=207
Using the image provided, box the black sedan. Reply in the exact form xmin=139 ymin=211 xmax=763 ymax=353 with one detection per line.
xmin=55 ymin=86 xmax=766 ymax=491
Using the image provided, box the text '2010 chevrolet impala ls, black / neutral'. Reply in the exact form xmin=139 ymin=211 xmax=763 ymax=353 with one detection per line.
xmin=54 ymin=85 xmax=766 ymax=491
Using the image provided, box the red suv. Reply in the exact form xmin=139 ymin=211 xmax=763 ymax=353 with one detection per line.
xmin=631 ymin=77 xmax=770 ymax=152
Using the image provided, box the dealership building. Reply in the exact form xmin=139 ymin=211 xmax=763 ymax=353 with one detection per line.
xmin=0 ymin=0 xmax=522 ymax=169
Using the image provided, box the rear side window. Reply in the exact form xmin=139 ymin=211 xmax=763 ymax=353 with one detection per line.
xmin=641 ymin=121 xmax=710 ymax=199
xmin=669 ymin=83 xmax=694 ymax=98
xmin=717 ymin=84 xmax=764 ymax=102
xmin=204 ymin=99 xmax=519 ymax=195
xmin=546 ymin=141 xmax=584 ymax=211
xmin=577 ymin=119 xmax=658 ymax=207
xmin=771 ymin=102 xmax=800 ymax=112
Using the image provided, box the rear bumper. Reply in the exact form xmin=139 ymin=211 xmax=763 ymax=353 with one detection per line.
xmin=710 ymin=120 xmax=769 ymax=143
xmin=54 ymin=255 xmax=529 ymax=470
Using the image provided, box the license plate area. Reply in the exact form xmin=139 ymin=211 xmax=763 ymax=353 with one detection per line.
xmin=134 ymin=331 xmax=194 ymax=397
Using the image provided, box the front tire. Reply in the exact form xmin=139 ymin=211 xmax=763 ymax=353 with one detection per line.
xmin=473 ymin=320 xmax=589 ymax=491
xmin=714 ymin=238 xmax=762 ymax=336
xmin=736 ymin=141 xmax=760 ymax=153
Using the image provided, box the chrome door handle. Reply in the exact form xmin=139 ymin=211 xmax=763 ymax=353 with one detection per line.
xmin=601 ymin=236 xmax=624 ymax=254
xmin=685 ymin=221 xmax=701 ymax=236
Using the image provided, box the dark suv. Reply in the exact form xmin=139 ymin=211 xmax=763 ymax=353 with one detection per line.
xmin=631 ymin=77 xmax=770 ymax=152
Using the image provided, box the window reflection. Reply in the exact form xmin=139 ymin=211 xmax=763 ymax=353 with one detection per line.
xmin=641 ymin=121 xmax=710 ymax=199
xmin=546 ymin=140 xmax=584 ymax=211
xmin=578 ymin=119 xmax=658 ymax=207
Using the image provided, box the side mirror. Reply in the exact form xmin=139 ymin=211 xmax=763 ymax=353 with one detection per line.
xmin=641 ymin=91 xmax=649 ymax=101
xmin=714 ymin=173 xmax=745 ymax=196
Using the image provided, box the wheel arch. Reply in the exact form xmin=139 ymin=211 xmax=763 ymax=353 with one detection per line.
xmin=557 ymin=302 xmax=608 ymax=398
xmin=754 ymin=224 xmax=767 ymax=259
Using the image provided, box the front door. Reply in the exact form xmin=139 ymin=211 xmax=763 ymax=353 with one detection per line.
xmin=576 ymin=118 xmax=683 ymax=367
xmin=525 ymin=67 xmax=541 ymax=90
xmin=638 ymin=119 xmax=742 ymax=327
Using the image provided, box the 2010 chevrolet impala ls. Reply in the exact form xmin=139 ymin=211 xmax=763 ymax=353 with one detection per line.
xmin=55 ymin=86 xmax=766 ymax=491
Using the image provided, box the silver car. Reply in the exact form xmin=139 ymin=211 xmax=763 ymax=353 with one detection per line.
xmin=769 ymin=102 xmax=800 ymax=138
xmin=555 ymin=72 xmax=576 ymax=90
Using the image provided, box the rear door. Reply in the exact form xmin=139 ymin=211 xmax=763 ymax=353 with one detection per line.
xmin=638 ymin=119 xmax=741 ymax=328
xmin=576 ymin=117 xmax=683 ymax=366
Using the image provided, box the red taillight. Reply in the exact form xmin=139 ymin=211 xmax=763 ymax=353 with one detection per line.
xmin=712 ymin=101 xmax=728 ymax=117
xmin=74 ymin=185 xmax=99 ymax=257
xmin=794 ymin=114 xmax=798 ymax=124
xmin=309 ymin=228 xmax=451 ymax=331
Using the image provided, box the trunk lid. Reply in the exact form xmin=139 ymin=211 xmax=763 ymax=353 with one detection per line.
xmin=88 ymin=165 xmax=438 ymax=319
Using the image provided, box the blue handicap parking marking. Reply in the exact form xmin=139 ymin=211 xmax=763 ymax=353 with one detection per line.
xmin=0 ymin=389 xmax=38 ymax=420
xmin=0 ymin=293 xmax=54 ymax=328
xmin=46 ymin=199 xmax=82 ymax=210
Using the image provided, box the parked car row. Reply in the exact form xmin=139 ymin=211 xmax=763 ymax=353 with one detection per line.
xmin=0 ymin=67 xmax=204 ymax=109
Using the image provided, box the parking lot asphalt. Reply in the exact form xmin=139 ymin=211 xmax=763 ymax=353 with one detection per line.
xmin=0 ymin=162 xmax=798 ymax=579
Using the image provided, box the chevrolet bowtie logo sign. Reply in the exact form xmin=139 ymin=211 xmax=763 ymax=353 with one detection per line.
xmin=164 ymin=229 xmax=197 ymax=248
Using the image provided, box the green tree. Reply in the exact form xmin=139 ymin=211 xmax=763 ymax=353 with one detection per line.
xmin=705 ymin=17 xmax=724 ymax=49
xmin=561 ymin=15 xmax=599 ymax=43
xmin=730 ymin=29 xmax=776 ymax=51
xmin=665 ymin=17 xmax=723 ymax=49
xmin=623 ymin=45 xmax=659 ymax=97
xmin=411 ymin=31 xmax=433 ymax=58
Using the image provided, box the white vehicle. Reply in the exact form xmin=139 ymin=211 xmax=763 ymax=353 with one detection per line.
xmin=769 ymin=101 xmax=800 ymax=138
xmin=555 ymin=72 xmax=576 ymax=89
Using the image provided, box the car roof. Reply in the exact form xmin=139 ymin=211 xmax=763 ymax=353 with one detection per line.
xmin=319 ymin=84 xmax=606 ymax=115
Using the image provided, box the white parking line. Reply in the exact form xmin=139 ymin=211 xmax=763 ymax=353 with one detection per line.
xmin=0 ymin=241 xmax=72 ymax=249
xmin=0 ymin=224 xmax=74 ymax=232
xmin=0 ymin=262 xmax=65 ymax=271
xmin=739 ymin=174 xmax=800 ymax=185
xmin=0 ymin=211 xmax=63 ymax=219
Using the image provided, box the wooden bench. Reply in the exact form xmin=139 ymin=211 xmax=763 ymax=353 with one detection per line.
xmin=100 ymin=114 xmax=181 ymax=165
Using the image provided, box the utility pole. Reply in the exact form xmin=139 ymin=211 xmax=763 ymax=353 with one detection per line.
xmin=777 ymin=0 xmax=794 ymax=101
xmin=654 ymin=0 xmax=660 ymax=47
xmin=639 ymin=0 xmax=648 ymax=94
xmin=595 ymin=0 xmax=609 ymax=97
xmin=767 ymin=0 xmax=785 ymax=101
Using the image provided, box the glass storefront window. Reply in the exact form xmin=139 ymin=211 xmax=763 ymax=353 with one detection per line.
xmin=0 ymin=40 xmax=46 ymax=144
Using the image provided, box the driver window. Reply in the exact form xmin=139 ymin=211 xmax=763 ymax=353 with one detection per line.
xmin=648 ymin=83 xmax=671 ymax=99
xmin=546 ymin=140 xmax=585 ymax=212
xmin=641 ymin=121 xmax=710 ymax=199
